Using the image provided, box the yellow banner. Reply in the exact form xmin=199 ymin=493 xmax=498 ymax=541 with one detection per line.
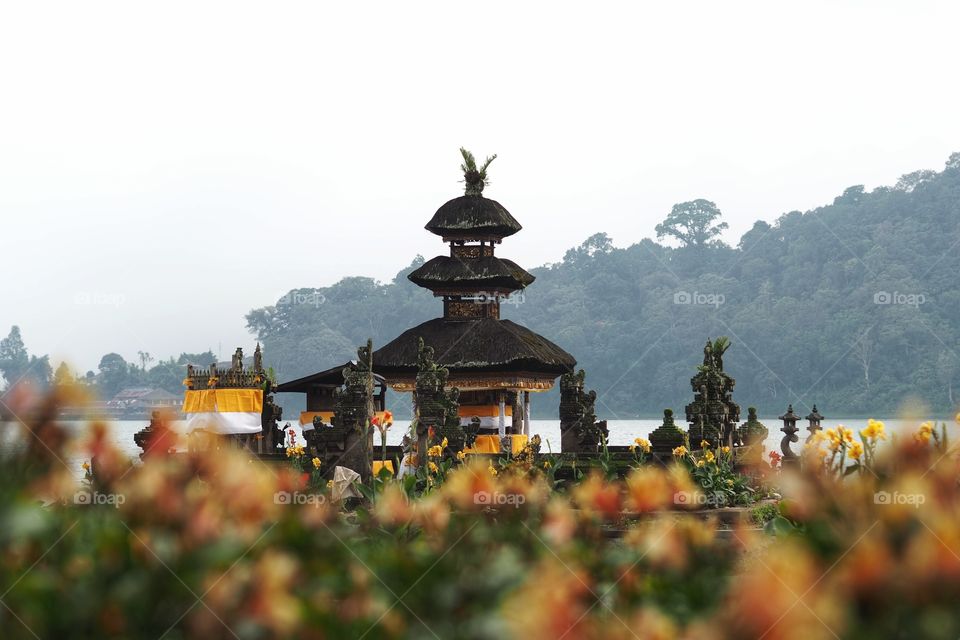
xmin=300 ymin=411 xmax=335 ymax=425
xmin=183 ymin=389 xmax=263 ymax=414
xmin=464 ymin=434 xmax=528 ymax=455
xmin=373 ymin=460 xmax=395 ymax=475
xmin=458 ymin=405 xmax=512 ymax=418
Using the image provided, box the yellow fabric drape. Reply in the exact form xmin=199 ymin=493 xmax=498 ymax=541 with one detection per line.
xmin=300 ymin=411 xmax=335 ymax=425
xmin=464 ymin=434 xmax=529 ymax=455
xmin=182 ymin=389 xmax=263 ymax=414
xmin=458 ymin=405 xmax=512 ymax=418
xmin=373 ymin=460 xmax=395 ymax=475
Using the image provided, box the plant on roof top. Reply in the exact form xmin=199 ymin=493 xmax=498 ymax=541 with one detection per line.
xmin=460 ymin=147 xmax=497 ymax=196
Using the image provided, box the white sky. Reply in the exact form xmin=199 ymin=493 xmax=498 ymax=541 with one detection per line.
xmin=1 ymin=1 xmax=958 ymax=373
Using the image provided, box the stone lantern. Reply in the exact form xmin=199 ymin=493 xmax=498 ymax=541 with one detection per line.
xmin=778 ymin=404 xmax=801 ymax=465
xmin=805 ymin=405 xmax=824 ymax=443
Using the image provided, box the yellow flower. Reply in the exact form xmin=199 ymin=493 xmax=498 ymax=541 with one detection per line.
xmin=672 ymin=446 xmax=688 ymax=457
xmin=427 ymin=445 xmax=443 ymax=458
xmin=700 ymin=439 xmax=710 ymax=449
xmin=441 ymin=437 xmax=448 ymax=448
xmin=542 ymin=461 xmax=552 ymax=470
xmin=326 ymin=480 xmax=334 ymax=490
xmin=428 ymin=461 xmax=439 ymax=473
xmin=721 ymin=446 xmax=731 ymax=455
xmin=955 ymin=412 xmax=960 ymax=425
xmin=456 ymin=450 xmax=466 ymax=462
xmin=915 ymin=422 xmax=934 ymax=443
xmin=726 ymin=479 xmax=734 ymax=486
xmin=848 ymin=441 xmax=864 ymax=460
xmin=488 ymin=464 xmax=498 ymax=477
xmin=82 ymin=462 xmax=90 ymax=471
xmin=838 ymin=426 xmax=854 ymax=443
xmin=634 ymin=438 xmax=651 ymax=453
xmin=311 ymin=457 xmax=321 ymax=469
xmin=695 ymin=460 xmax=706 ymax=468
xmin=825 ymin=429 xmax=842 ymax=452
xmin=704 ymin=450 xmax=716 ymax=464
xmin=860 ymin=419 xmax=886 ymax=441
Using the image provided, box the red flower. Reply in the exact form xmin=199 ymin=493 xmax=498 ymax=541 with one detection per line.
xmin=768 ymin=451 xmax=783 ymax=465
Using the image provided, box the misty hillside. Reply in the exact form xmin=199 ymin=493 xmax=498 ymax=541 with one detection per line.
xmin=247 ymin=153 xmax=960 ymax=418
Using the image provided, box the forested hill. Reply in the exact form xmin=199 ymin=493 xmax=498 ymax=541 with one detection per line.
xmin=247 ymin=153 xmax=960 ymax=418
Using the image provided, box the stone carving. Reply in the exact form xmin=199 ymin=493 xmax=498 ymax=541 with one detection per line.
xmin=779 ymin=404 xmax=801 ymax=464
xmin=413 ymin=338 xmax=471 ymax=461
xmin=559 ymin=369 xmax=608 ymax=452
xmin=805 ymin=405 xmax=824 ymax=443
xmin=686 ymin=337 xmax=740 ymax=448
xmin=649 ymin=409 xmax=686 ymax=455
xmin=328 ymin=340 xmax=376 ymax=481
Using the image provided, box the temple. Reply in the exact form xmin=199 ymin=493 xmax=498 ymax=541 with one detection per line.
xmin=372 ymin=149 xmax=576 ymax=453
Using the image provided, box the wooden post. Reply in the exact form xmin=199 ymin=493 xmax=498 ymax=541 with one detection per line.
xmin=524 ymin=391 xmax=531 ymax=436
xmin=498 ymin=394 xmax=506 ymax=439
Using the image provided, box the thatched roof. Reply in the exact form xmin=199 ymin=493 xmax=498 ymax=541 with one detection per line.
xmin=275 ymin=363 xmax=385 ymax=393
xmin=372 ymin=318 xmax=576 ymax=376
xmin=425 ymin=195 xmax=522 ymax=240
xmin=408 ymin=256 xmax=535 ymax=292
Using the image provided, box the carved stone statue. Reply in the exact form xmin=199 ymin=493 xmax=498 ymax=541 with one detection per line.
xmin=560 ymin=369 xmax=607 ymax=453
xmin=413 ymin=338 xmax=469 ymax=463
xmin=686 ymin=337 xmax=740 ymax=448
xmin=328 ymin=340 xmax=376 ymax=482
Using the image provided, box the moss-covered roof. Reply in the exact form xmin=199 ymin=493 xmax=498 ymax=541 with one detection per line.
xmin=372 ymin=318 xmax=576 ymax=376
xmin=408 ymin=256 xmax=535 ymax=292
xmin=425 ymin=195 xmax=522 ymax=240
xmin=275 ymin=363 xmax=385 ymax=393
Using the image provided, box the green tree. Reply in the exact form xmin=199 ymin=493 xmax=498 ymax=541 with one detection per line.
xmin=0 ymin=326 xmax=29 ymax=388
xmin=97 ymin=353 xmax=132 ymax=399
xmin=655 ymin=199 xmax=729 ymax=248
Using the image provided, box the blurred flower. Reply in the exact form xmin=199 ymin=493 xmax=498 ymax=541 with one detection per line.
xmin=427 ymin=461 xmax=439 ymax=473
xmin=673 ymin=445 xmax=688 ymax=457
xmin=455 ymin=450 xmax=466 ymax=462
xmin=860 ymin=418 xmax=886 ymax=441
xmin=848 ymin=442 xmax=864 ymax=460
xmin=311 ymin=457 xmax=321 ymax=469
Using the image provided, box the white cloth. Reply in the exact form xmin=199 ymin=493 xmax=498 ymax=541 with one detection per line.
xmin=331 ymin=466 xmax=362 ymax=502
xmin=184 ymin=411 xmax=262 ymax=435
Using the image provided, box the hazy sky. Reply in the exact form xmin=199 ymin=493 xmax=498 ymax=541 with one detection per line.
xmin=1 ymin=1 xmax=958 ymax=373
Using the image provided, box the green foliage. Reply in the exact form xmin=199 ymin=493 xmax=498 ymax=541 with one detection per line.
xmin=750 ymin=501 xmax=779 ymax=525
xmin=226 ymin=150 xmax=957 ymax=417
xmin=655 ymin=198 xmax=729 ymax=248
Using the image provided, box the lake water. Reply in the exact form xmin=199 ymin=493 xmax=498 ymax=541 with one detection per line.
xmin=2 ymin=416 xmax=950 ymax=479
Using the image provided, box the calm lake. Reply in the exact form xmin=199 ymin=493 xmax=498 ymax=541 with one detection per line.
xmin=2 ymin=416 xmax=950 ymax=480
